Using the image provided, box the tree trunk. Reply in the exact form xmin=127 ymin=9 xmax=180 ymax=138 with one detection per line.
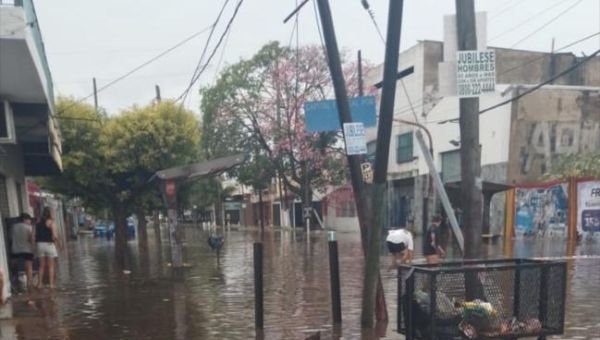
xmin=153 ymin=210 xmax=162 ymax=245
xmin=258 ymin=189 xmax=265 ymax=231
xmin=113 ymin=204 xmax=128 ymax=269
xmin=136 ymin=207 xmax=149 ymax=255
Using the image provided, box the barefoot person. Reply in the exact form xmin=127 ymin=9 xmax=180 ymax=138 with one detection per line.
xmin=35 ymin=207 xmax=60 ymax=289
xmin=11 ymin=213 xmax=35 ymax=290
xmin=424 ymin=215 xmax=446 ymax=264
xmin=386 ymin=226 xmax=414 ymax=268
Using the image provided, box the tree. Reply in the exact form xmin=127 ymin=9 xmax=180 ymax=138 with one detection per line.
xmin=44 ymin=98 xmax=201 ymax=267
xmin=201 ymin=42 xmax=360 ymax=221
xmin=547 ymin=152 xmax=600 ymax=179
xmin=236 ymin=151 xmax=276 ymax=230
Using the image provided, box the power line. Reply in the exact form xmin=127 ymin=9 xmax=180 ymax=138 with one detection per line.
xmin=511 ymin=0 xmax=584 ymax=48
xmin=360 ymin=0 xmax=385 ymax=43
xmin=479 ymin=47 xmax=600 ymax=114
xmin=360 ymin=0 xmax=421 ymax=123
xmin=311 ymin=0 xmax=326 ymax=53
xmin=438 ymin=47 xmax=600 ymax=124
xmin=179 ymin=0 xmax=232 ymax=106
xmin=498 ymin=31 xmax=600 ymax=75
xmin=177 ymin=0 xmax=244 ymax=105
xmin=489 ymin=0 xmax=566 ymax=43
xmin=52 ymin=25 xmax=214 ymax=119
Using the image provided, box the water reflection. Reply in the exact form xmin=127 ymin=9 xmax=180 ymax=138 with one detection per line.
xmin=0 ymin=228 xmax=598 ymax=339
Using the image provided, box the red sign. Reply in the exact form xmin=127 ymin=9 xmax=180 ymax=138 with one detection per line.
xmin=165 ymin=180 xmax=176 ymax=197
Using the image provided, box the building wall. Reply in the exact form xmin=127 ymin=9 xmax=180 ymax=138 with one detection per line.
xmin=0 ymin=144 xmax=25 ymax=182
xmin=507 ymin=86 xmax=600 ymax=183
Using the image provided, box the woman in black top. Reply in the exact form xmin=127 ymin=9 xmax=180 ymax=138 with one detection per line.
xmin=35 ymin=207 xmax=60 ymax=289
xmin=424 ymin=215 xmax=446 ymax=264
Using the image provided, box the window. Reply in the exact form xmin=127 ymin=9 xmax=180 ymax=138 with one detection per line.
xmin=396 ymin=132 xmax=414 ymax=163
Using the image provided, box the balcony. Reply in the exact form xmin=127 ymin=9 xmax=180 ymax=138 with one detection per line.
xmin=0 ymin=0 xmax=62 ymax=175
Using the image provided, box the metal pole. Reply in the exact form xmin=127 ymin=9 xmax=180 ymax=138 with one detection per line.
xmin=315 ymin=0 xmax=388 ymax=321
xmin=93 ymin=78 xmax=98 ymax=113
xmin=358 ymin=50 xmax=364 ymax=96
xmin=155 ymin=84 xmax=162 ymax=102
xmin=328 ymin=232 xmax=342 ymax=324
xmin=254 ymin=242 xmax=264 ymax=329
xmin=362 ymin=0 xmax=404 ymax=328
xmin=455 ymin=0 xmax=482 ymax=260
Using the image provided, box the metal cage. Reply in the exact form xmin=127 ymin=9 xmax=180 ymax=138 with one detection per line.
xmin=397 ymin=258 xmax=567 ymax=340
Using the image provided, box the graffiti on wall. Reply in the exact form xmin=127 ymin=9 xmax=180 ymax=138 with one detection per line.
xmin=518 ymin=121 xmax=600 ymax=176
xmin=514 ymin=182 xmax=568 ymax=237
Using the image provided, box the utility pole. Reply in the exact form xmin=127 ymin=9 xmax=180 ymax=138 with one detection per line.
xmin=315 ymin=0 xmax=387 ymax=322
xmin=358 ymin=50 xmax=364 ymax=96
xmin=93 ymin=77 xmax=98 ymax=114
xmin=155 ymin=84 xmax=162 ymax=103
xmin=362 ymin=0 xmax=404 ymax=328
xmin=455 ymin=0 xmax=482 ymax=261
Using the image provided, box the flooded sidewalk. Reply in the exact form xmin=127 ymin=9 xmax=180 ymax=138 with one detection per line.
xmin=0 ymin=228 xmax=599 ymax=339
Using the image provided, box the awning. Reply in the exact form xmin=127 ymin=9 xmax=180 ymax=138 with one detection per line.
xmin=154 ymin=153 xmax=246 ymax=181
xmin=444 ymin=180 xmax=513 ymax=195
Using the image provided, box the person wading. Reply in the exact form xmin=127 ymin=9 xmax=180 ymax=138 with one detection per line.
xmin=385 ymin=226 xmax=414 ymax=269
xmin=35 ymin=207 xmax=61 ymax=289
xmin=424 ymin=215 xmax=446 ymax=264
xmin=11 ymin=213 xmax=35 ymax=290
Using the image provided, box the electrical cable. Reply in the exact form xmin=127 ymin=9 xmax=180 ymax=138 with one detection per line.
xmin=312 ymin=0 xmax=327 ymax=54
xmin=489 ymin=0 xmax=567 ymax=43
xmin=511 ymin=0 xmax=584 ymax=48
xmin=178 ymin=0 xmax=232 ymax=106
xmin=177 ymin=0 xmax=244 ymax=105
xmin=437 ymin=47 xmax=600 ymax=124
xmin=52 ymin=24 xmax=214 ymax=120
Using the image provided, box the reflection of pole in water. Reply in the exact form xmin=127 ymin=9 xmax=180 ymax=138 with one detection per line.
xmin=173 ymin=282 xmax=187 ymax=340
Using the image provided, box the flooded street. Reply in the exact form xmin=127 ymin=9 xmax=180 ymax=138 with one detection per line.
xmin=1 ymin=228 xmax=599 ymax=339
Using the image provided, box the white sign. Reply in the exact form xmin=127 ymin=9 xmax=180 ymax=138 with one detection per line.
xmin=343 ymin=122 xmax=367 ymax=155
xmin=456 ymin=50 xmax=496 ymax=98
xmin=577 ymin=181 xmax=600 ymax=234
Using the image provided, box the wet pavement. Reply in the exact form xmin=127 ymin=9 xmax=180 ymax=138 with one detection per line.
xmin=0 ymin=227 xmax=599 ymax=339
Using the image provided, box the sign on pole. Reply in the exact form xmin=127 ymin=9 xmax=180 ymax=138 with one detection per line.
xmin=304 ymin=96 xmax=376 ymax=132
xmin=456 ymin=50 xmax=496 ymax=98
xmin=343 ymin=122 xmax=367 ymax=155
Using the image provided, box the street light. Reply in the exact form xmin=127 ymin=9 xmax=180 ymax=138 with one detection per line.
xmin=392 ymin=118 xmax=434 ymax=233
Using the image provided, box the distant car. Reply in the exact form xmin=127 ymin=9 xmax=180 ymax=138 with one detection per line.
xmin=93 ymin=220 xmax=114 ymax=238
xmin=93 ymin=220 xmax=134 ymax=239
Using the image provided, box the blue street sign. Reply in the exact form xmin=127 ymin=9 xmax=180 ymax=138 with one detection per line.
xmin=304 ymin=96 xmax=376 ymax=132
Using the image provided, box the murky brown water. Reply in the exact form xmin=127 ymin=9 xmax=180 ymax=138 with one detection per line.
xmin=0 ymin=227 xmax=599 ymax=339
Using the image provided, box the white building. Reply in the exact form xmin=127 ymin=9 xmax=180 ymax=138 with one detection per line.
xmin=0 ymin=0 xmax=62 ymax=302
xmin=325 ymin=12 xmax=600 ymax=236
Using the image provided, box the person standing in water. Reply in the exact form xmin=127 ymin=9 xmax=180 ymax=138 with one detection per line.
xmin=11 ymin=213 xmax=35 ymax=290
xmin=35 ymin=207 xmax=61 ymax=289
xmin=424 ymin=215 xmax=446 ymax=264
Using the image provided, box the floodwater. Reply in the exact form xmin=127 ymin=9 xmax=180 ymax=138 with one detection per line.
xmin=0 ymin=227 xmax=599 ymax=339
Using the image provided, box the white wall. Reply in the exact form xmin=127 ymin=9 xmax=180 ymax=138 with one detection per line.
xmin=413 ymin=85 xmax=513 ymax=175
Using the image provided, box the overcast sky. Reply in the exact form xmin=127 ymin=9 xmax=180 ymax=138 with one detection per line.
xmin=35 ymin=0 xmax=600 ymax=114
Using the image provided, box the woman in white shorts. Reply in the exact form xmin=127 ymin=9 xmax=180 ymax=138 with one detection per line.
xmin=35 ymin=207 xmax=60 ymax=289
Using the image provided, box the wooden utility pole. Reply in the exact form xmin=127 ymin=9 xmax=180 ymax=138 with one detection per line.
xmin=93 ymin=77 xmax=99 ymax=113
xmin=315 ymin=0 xmax=387 ymax=322
xmin=155 ymin=84 xmax=162 ymax=103
xmin=358 ymin=50 xmax=364 ymax=96
xmin=455 ymin=0 xmax=482 ymax=261
xmin=361 ymin=0 xmax=404 ymax=328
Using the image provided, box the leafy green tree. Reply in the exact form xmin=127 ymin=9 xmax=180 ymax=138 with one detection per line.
xmin=547 ymin=152 xmax=600 ymax=179
xmin=43 ymin=98 xmax=201 ymax=267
